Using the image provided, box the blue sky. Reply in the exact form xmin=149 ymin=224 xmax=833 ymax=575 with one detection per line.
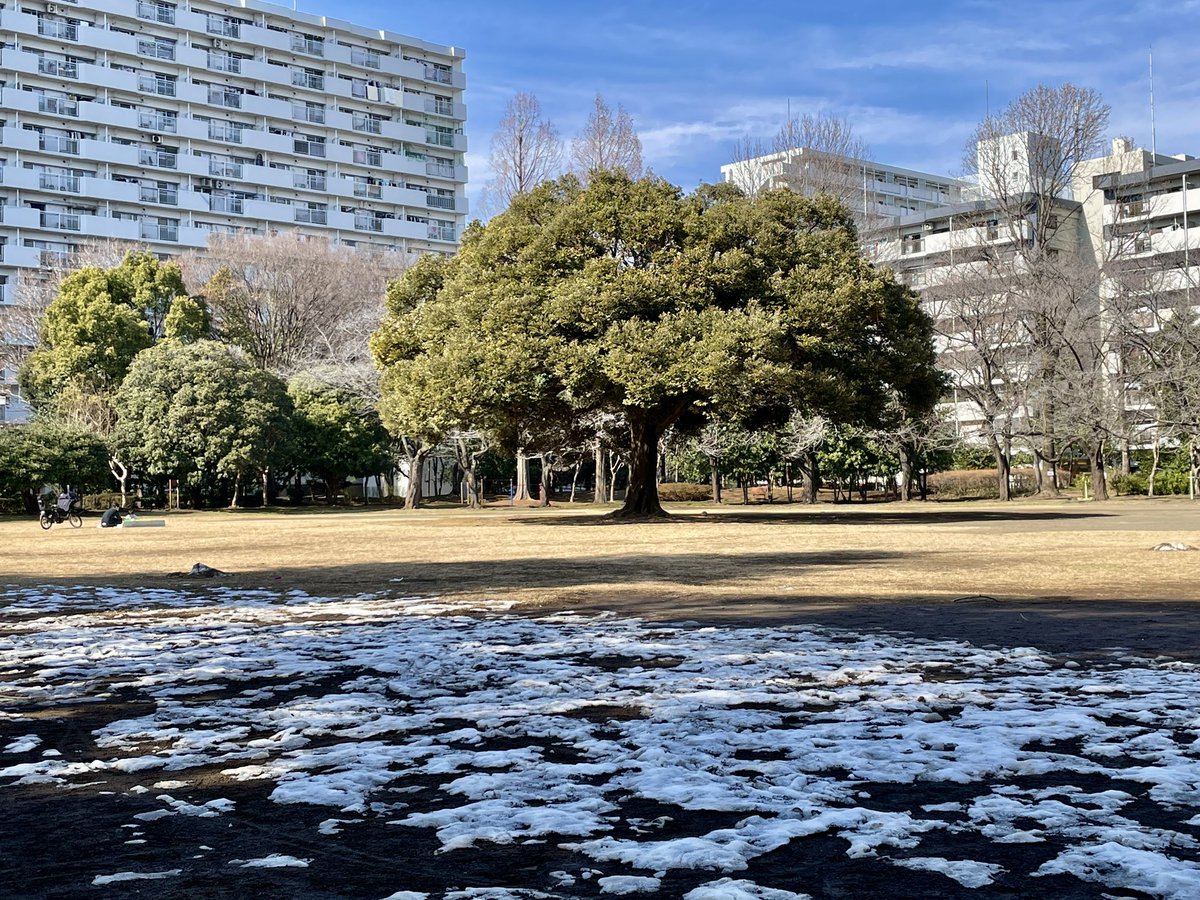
xmin=321 ymin=0 xmax=1199 ymax=212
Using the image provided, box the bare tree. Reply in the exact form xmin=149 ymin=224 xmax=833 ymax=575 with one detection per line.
xmin=181 ymin=233 xmax=406 ymax=382
xmin=479 ymin=92 xmax=563 ymax=217
xmin=778 ymin=412 xmax=830 ymax=503
xmin=570 ymin=94 xmax=643 ymax=183
xmin=727 ymin=111 xmax=871 ymax=217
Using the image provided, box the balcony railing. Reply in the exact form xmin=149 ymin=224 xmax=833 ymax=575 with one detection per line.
xmin=207 ymin=17 xmax=240 ymax=38
xmin=140 ymin=185 xmax=178 ymax=205
xmin=352 ymin=116 xmax=382 ymax=135
xmin=423 ymin=65 xmax=452 ymax=84
xmin=138 ymin=39 xmax=175 ymax=61
xmin=424 ymin=97 xmax=454 ymax=116
xmin=139 ymin=110 xmax=178 ymax=132
xmin=292 ymin=103 xmax=325 ymax=124
xmin=353 ymin=149 xmax=382 ymax=167
xmin=40 ymin=134 xmax=80 ymax=154
xmin=40 ymin=171 xmax=81 ymax=192
xmin=353 ymin=181 xmax=382 ymax=199
xmin=136 ymin=1 xmax=175 ymax=25
xmin=41 ymin=212 xmax=82 ymax=231
xmin=428 ymin=224 xmax=456 ymax=242
xmin=351 ymin=49 xmax=381 ymax=69
xmin=355 ymin=215 xmax=384 ymax=232
xmin=294 ymin=139 xmax=326 ymax=158
xmin=426 ymin=160 xmax=456 ymax=179
xmin=426 ymin=194 xmax=455 ymax=210
xmin=208 ymin=122 xmax=243 ymax=143
xmin=295 ymin=207 xmax=327 ymax=225
xmin=140 ymin=75 xmax=177 ymax=97
xmin=209 ymin=195 xmax=244 ymax=214
xmin=139 ymin=148 xmax=178 ymax=169
xmin=291 ymin=35 xmax=324 ymax=56
xmin=41 ymin=249 xmax=71 ymax=267
xmin=207 ymin=52 xmax=240 ymax=73
xmin=209 ymin=89 xmax=242 ymax=108
xmin=210 ymin=158 xmax=242 ymax=178
xmin=294 ymin=173 xmax=326 ymax=191
xmin=38 ymin=19 xmax=78 ymax=41
xmin=291 ymin=70 xmax=325 ymax=91
xmin=141 ymin=221 xmax=179 ymax=242
xmin=38 ymin=58 xmax=78 ymax=79
xmin=426 ymin=131 xmax=455 ymax=147
xmin=39 ymin=95 xmax=78 ymax=117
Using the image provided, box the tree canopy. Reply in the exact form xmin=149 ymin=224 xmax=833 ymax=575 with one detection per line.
xmin=373 ymin=171 xmax=939 ymax=517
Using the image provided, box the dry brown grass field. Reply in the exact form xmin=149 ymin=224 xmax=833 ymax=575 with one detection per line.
xmin=4 ymin=497 xmax=1198 ymax=619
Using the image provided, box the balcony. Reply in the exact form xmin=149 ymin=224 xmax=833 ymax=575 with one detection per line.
xmin=40 ymin=172 xmax=81 ymax=193
xmin=295 ymin=207 xmax=327 ymax=225
xmin=140 ymin=185 xmax=178 ymax=205
xmin=294 ymin=138 xmax=326 ymax=158
xmin=353 ymin=181 xmax=382 ymax=199
xmin=209 ymin=158 xmax=243 ymax=179
xmin=428 ymin=224 xmax=456 ymax=242
xmin=292 ymin=35 xmax=324 ymax=56
xmin=208 ymin=122 xmax=243 ymax=144
xmin=426 ymin=160 xmax=457 ymax=179
xmin=292 ymin=103 xmax=325 ymax=125
xmin=351 ymin=49 xmax=381 ymax=69
xmin=355 ymin=214 xmax=384 ymax=233
xmin=352 ymin=116 xmax=383 ymax=135
xmin=425 ymin=130 xmax=456 ymax=148
xmin=291 ymin=70 xmax=325 ymax=91
xmin=137 ymin=2 xmax=175 ymax=25
xmin=38 ymin=19 xmax=78 ymax=41
xmin=41 ymin=249 xmax=72 ymax=268
xmin=424 ymin=97 xmax=454 ymax=117
xmin=38 ymin=95 xmax=78 ymax=117
xmin=426 ymin=194 xmax=455 ymax=211
xmin=207 ymin=17 xmax=240 ymax=39
xmin=353 ymin=148 xmax=382 ymax=167
xmin=294 ymin=173 xmax=327 ymax=191
xmin=139 ymin=110 xmax=178 ymax=133
xmin=37 ymin=58 xmax=78 ymax=79
xmin=141 ymin=221 xmax=179 ymax=242
xmin=138 ymin=40 xmax=176 ymax=61
xmin=207 ymin=52 xmax=240 ymax=74
xmin=139 ymin=74 xmax=177 ymax=97
xmin=209 ymin=88 xmax=242 ymax=109
xmin=209 ymin=195 xmax=244 ymax=215
xmin=39 ymin=134 xmax=80 ymax=155
xmin=40 ymin=211 xmax=82 ymax=232
xmin=423 ymin=65 xmax=452 ymax=85
xmin=139 ymin=148 xmax=178 ymax=169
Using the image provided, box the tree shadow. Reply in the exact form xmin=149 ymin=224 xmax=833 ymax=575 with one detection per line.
xmin=520 ymin=507 xmax=1116 ymax=527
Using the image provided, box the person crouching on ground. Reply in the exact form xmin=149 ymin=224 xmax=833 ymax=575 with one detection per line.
xmin=100 ymin=504 xmax=123 ymax=528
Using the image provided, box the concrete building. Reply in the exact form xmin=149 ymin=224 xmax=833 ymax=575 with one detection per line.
xmin=720 ymin=147 xmax=971 ymax=224
xmin=0 ymin=0 xmax=469 ymax=422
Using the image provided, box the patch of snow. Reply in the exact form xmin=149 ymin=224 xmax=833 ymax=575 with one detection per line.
xmin=889 ymin=856 xmax=1004 ymax=888
xmin=684 ymin=880 xmax=811 ymax=900
xmin=597 ymin=875 xmax=660 ymax=894
xmin=232 ymin=854 xmax=311 ymax=868
xmin=92 ymin=869 xmax=180 ymax=885
xmin=3 ymin=734 xmax=40 ymax=753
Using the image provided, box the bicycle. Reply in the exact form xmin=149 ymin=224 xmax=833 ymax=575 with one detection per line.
xmin=39 ymin=496 xmax=83 ymax=530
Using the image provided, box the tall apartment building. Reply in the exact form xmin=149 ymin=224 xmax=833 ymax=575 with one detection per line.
xmin=720 ymin=147 xmax=971 ymax=224
xmin=0 ymin=0 xmax=469 ymax=422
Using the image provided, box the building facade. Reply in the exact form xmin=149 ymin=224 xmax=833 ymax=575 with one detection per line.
xmin=0 ymin=0 xmax=469 ymax=422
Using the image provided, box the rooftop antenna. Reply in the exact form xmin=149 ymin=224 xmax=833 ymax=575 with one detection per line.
xmin=1150 ymin=46 xmax=1157 ymax=162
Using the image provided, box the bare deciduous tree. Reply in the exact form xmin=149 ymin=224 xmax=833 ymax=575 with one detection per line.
xmin=479 ymin=92 xmax=563 ymax=217
xmin=182 ymin=233 xmax=406 ymax=386
xmin=570 ymin=94 xmax=643 ymax=183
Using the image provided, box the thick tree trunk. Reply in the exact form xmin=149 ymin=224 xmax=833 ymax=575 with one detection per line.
xmin=230 ymin=479 xmax=241 ymax=509
xmin=899 ymin=445 xmax=915 ymax=501
xmin=261 ymin=469 xmax=271 ymax=507
xmin=515 ymin=448 xmax=531 ymax=501
xmin=593 ymin=445 xmax=608 ymax=505
xmin=405 ymin=446 xmax=430 ymax=510
xmin=988 ymin=435 xmax=1012 ymax=502
xmin=1034 ymin=449 xmax=1060 ymax=498
xmin=1088 ymin=441 xmax=1108 ymax=501
xmin=537 ymin=457 xmax=552 ymax=508
xmin=802 ymin=450 xmax=820 ymax=504
xmin=612 ymin=417 xmax=667 ymax=518
xmin=709 ymin=460 xmax=722 ymax=503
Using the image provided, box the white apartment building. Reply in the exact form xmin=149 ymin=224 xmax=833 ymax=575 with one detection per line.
xmin=720 ymin=147 xmax=971 ymax=223
xmin=0 ymin=0 xmax=469 ymax=422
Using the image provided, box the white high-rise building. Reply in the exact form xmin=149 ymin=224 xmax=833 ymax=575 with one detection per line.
xmin=0 ymin=0 xmax=469 ymax=422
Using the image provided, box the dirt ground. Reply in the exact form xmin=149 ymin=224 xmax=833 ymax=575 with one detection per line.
xmin=4 ymin=495 xmax=1200 ymax=658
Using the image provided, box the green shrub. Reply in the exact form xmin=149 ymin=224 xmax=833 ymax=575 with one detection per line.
xmin=927 ymin=468 xmax=1037 ymax=499
xmin=1111 ymin=474 xmax=1148 ymax=495
xmin=657 ymin=482 xmax=713 ymax=502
